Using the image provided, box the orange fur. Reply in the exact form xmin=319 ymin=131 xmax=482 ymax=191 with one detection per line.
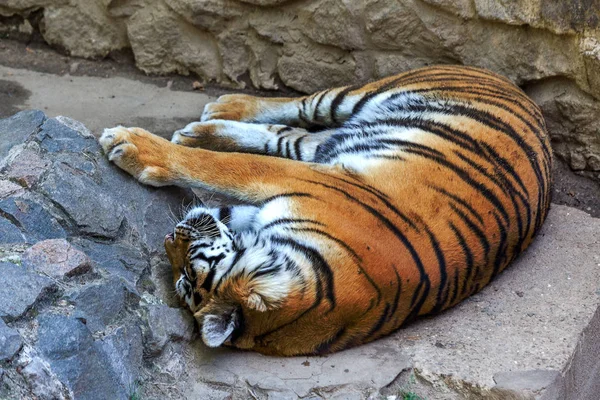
xmin=100 ymin=65 xmax=552 ymax=356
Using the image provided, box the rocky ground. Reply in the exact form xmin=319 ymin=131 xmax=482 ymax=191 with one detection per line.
xmin=0 ymin=107 xmax=599 ymax=399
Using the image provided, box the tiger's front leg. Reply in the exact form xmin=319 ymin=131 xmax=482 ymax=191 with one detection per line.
xmin=98 ymin=126 xmax=335 ymax=202
xmin=171 ymin=120 xmax=334 ymax=162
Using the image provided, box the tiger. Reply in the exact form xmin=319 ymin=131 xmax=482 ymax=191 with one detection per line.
xmin=99 ymin=65 xmax=552 ymax=356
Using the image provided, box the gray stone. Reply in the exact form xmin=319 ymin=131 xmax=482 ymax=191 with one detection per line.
xmin=71 ymin=238 xmax=148 ymax=285
xmin=0 ymin=180 xmax=24 ymax=199
xmin=494 ymin=369 xmax=559 ymax=392
xmin=36 ymin=118 xmax=98 ymax=154
xmin=22 ymin=239 xmax=93 ymax=279
xmin=0 ymin=319 xmax=22 ymax=361
xmin=20 ymin=357 xmax=67 ymax=400
xmin=99 ymin=323 xmax=144 ymax=393
xmin=70 ymin=277 xmax=139 ymax=332
xmin=0 ymin=110 xmax=45 ymax=160
xmin=0 ymin=262 xmax=54 ymax=320
xmin=146 ymin=304 xmax=196 ymax=354
xmin=40 ymin=162 xmax=126 ymax=238
xmin=0 ymin=197 xmax=66 ymax=243
xmin=37 ymin=314 xmax=127 ymax=400
xmin=0 ymin=217 xmax=25 ymax=244
xmin=4 ymin=143 xmax=50 ymax=188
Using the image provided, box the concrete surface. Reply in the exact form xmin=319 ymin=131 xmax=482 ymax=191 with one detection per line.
xmin=0 ymin=64 xmax=216 ymax=138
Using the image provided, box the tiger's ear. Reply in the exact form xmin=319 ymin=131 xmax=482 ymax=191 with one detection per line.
xmin=196 ymin=303 xmax=240 ymax=347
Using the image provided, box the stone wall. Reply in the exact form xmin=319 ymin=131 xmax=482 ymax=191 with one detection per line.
xmin=1 ymin=0 xmax=600 ymax=179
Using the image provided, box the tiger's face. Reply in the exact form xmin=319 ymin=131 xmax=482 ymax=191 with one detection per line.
xmin=164 ymin=207 xmax=237 ymax=313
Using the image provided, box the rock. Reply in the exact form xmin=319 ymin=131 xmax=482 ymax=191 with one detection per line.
xmin=0 ymin=217 xmax=24 ymax=244
xmin=278 ymin=41 xmax=357 ymax=93
xmin=22 ymin=239 xmax=93 ymax=279
xmin=35 ymin=117 xmax=98 ymax=154
xmin=0 ymin=196 xmax=66 ymax=243
xmin=494 ymin=369 xmax=559 ymax=393
xmin=0 ymin=262 xmax=54 ymax=320
xmin=0 ymin=110 xmax=45 ymax=160
xmin=0 ymin=319 xmax=22 ymax=361
xmin=4 ymin=142 xmax=51 ymax=188
xmin=37 ymin=314 xmax=127 ymax=400
xmin=300 ymin=0 xmax=366 ymax=50
xmin=99 ymin=323 xmax=144 ymax=393
xmin=41 ymin=2 xmax=129 ymax=58
xmin=146 ymin=304 xmax=196 ymax=354
xmin=127 ymin=1 xmax=222 ymax=79
xmin=70 ymin=277 xmax=139 ymax=332
xmin=71 ymin=238 xmax=148 ymax=286
xmin=0 ymin=180 xmax=24 ymax=199
xmin=20 ymin=356 xmax=67 ymax=400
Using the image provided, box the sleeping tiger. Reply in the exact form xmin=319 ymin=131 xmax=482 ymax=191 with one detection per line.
xmin=99 ymin=65 xmax=552 ymax=356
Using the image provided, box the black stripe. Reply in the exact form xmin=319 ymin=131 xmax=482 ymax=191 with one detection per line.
xmin=261 ymin=218 xmax=325 ymax=231
xmin=293 ymin=134 xmax=307 ymax=161
xmin=259 ymin=192 xmax=314 ymax=205
xmin=201 ymin=268 xmax=216 ymax=291
xmin=276 ymin=126 xmax=293 ymax=136
xmin=289 ymin=226 xmax=382 ymax=307
xmin=312 ymin=90 xmax=328 ymax=124
xmin=330 ymin=86 xmax=356 ymax=125
xmin=448 ymin=222 xmax=474 ymax=297
xmin=449 ymin=203 xmax=490 ymax=268
xmin=429 ymin=186 xmax=485 ymax=226
xmin=302 ymin=180 xmax=431 ymax=320
xmin=364 ymin=303 xmax=391 ymax=340
xmin=271 ymin=236 xmax=336 ymax=311
xmin=218 ymin=207 xmax=232 ymax=224
xmin=315 ymin=327 xmax=346 ymax=355
xmin=214 ymin=247 xmax=246 ymax=292
xmin=285 ymin=140 xmax=291 ymax=159
xmin=422 ymin=225 xmax=448 ymax=315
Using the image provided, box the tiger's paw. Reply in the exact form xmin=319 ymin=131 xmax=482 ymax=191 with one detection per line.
xmin=99 ymin=126 xmax=175 ymax=186
xmin=201 ymin=94 xmax=259 ymax=122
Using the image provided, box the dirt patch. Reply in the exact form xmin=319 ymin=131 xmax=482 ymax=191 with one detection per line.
xmin=552 ymin=158 xmax=600 ymax=218
xmin=0 ymin=79 xmax=30 ymax=117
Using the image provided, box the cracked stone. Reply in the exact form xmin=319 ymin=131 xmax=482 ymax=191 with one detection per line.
xmin=70 ymin=276 xmax=139 ymax=332
xmin=20 ymin=356 xmax=67 ymax=400
xmin=5 ymin=143 xmax=51 ymax=188
xmin=35 ymin=118 xmax=98 ymax=154
xmin=0 ymin=196 xmax=66 ymax=243
xmin=71 ymin=238 xmax=148 ymax=286
xmin=37 ymin=314 xmax=127 ymax=400
xmin=146 ymin=304 xmax=196 ymax=354
xmin=0 ymin=180 xmax=24 ymax=198
xmin=0 ymin=110 xmax=46 ymax=160
xmin=0 ymin=319 xmax=22 ymax=361
xmin=40 ymin=162 xmax=126 ymax=238
xmin=0 ymin=261 xmax=55 ymax=320
xmin=99 ymin=322 xmax=144 ymax=393
xmin=22 ymin=239 xmax=93 ymax=279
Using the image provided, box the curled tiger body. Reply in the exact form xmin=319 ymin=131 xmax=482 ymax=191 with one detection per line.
xmin=99 ymin=65 xmax=552 ymax=356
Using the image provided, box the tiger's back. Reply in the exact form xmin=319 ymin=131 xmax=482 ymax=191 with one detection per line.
xmin=99 ymin=65 xmax=552 ymax=356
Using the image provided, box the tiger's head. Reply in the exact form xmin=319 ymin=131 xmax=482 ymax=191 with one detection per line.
xmin=165 ymin=207 xmax=236 ymax=313
xmin=164 ymin=206 xmax=297 ymax=349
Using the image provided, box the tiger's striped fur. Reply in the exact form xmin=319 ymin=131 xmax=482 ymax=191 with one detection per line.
xmin=99 ymin=65 xmax=552 ymax=356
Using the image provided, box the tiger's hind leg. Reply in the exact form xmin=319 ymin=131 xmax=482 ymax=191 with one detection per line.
xmin=201 ymin=83 xmax=368 ymax=129
xmin=171 ymin=120 xmax=334 ymax=162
